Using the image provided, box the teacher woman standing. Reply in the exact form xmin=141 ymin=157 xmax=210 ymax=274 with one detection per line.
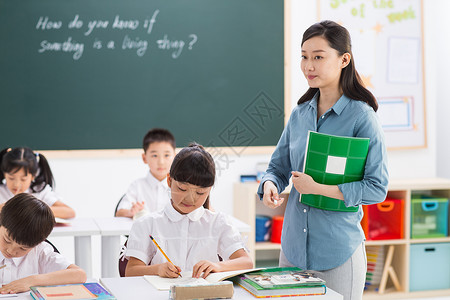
xmin=257 ymin=21 xmax=388 ymax=300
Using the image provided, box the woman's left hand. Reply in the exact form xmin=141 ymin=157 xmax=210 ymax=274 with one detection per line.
xmin=291 ymin=171 xmax=317 ymax=195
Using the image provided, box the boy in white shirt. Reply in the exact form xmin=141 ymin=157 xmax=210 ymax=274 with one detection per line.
xmin=0 ymin=193 xmax=86 ymax=294
xmin=115 ymin=128 xmax=176 ymax=219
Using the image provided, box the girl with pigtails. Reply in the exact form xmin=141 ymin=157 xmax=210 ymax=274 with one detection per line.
xmin=0 ymin=147 xmax=75 ymax=219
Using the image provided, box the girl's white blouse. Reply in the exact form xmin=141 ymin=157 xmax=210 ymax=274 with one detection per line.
xmin=126 ymin=204 xmax=245 ymax=271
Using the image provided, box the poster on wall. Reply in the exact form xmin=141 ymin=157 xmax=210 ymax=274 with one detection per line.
xmin=318 ymin=0 xmax=426 ymax=150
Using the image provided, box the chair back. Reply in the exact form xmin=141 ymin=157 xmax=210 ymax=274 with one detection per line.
xmin=118 ymin=239 xmax=129 ymax=277
xmin=114 ymin=194 xmax=126 ymax=216
xmin=45 ymin=239 xmax=60 ymax=253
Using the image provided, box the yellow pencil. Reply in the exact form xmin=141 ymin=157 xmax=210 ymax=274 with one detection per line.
xmin=149 ymin=235 xmax=182 ymax=278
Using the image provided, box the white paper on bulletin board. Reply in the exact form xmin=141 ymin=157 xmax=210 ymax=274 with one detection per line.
xmin=318 ymin=0 xmax=426 ymax=150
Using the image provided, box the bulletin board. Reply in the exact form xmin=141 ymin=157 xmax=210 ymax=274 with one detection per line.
xmin=318 ymin=0 xmax=426 ymax=150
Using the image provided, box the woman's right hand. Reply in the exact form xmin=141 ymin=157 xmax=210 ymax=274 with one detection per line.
xmin=262 ymin=181 xmax=283 ymax=208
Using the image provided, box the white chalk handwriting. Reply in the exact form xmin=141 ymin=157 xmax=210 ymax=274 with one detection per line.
xmin=34 ymin=12 xmax=198 ymax=60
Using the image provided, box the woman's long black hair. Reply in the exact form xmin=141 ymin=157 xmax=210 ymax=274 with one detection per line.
xmin=298 ymin=20 xmax=378 ymax=112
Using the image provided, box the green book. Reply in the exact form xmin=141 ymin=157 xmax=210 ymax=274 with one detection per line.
xmin=242 ymin=267 xmax=325 ymax=288
xmin=236 ymin=268 xmax=326 ymax=298
xmin=301 ymin=131 xmax=370 ymax=212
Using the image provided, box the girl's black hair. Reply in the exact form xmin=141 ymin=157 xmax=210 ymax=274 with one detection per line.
xmin=298 ymin=20 xmax=378 ymax=112
xmin=0 ymin=147 xmax=54 ymax=192
xmin=169 ymin=143 xmax=215 ymax=209
xmin=0 ymin=193 xmax=55 ymax=247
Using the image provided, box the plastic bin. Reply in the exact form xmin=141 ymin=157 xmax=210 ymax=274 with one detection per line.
xmin=410 ymin=243 xmax=450 ymax=291
xmin=361 ymin=198 xmax=404 ymax=240
xmin=411 ymin=195 xmax=448 ymax=238
xmin=270 ymin=215 xmax=283 ymax=243
xmin=255 ymin=215 xmax=272 ymax=242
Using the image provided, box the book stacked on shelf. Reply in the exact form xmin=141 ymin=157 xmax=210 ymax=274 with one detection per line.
xmin=235 ymin=267 xmax=326 ymax=298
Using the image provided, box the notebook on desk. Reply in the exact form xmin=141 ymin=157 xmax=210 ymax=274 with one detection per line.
xmin=144 ymin=268 xmax=262 ymax=291
xmin=30 ymin=282 xmax=115 ymax=300
xmin=54 ymin=218 xmax=72 ymax=227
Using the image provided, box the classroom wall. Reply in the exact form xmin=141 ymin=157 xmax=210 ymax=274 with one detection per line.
xmin=435 ymin=0 xmax=450 ymax=180
xmin=42 ymin=0 xmax=446 ymax=279
xmin=289 ymin=0 xmax=440 ymax=181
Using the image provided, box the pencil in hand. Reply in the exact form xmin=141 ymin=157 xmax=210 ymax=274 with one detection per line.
xmin=149 ymin=235 xmax=182 ymax=278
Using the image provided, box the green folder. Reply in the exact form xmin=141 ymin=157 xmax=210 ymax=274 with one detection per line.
xmin=300 ymin=131 xmax=370 ymax=212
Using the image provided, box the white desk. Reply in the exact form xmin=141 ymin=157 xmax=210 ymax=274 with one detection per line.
xmin=94 ymin=217 xmax=132 ymax=278
xmin=99 ymin=276 xmax=343 ymax=300
xmin=49 ymin=218 xmax=100 ymax=278
xmin=0 ymin=292 xmax=30 ymax=299
xmin=95 ymin=216 xmax=251 ymax=278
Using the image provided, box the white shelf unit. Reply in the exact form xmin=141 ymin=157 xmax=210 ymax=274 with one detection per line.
xmin=233 ymin=178 xmax=450 ymax=299
xmin=233 ymin=182 xmax=288 ymax=262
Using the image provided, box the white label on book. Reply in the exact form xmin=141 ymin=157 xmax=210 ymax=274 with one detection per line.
xmin=325 ymin=156 xmax=346 ymax=175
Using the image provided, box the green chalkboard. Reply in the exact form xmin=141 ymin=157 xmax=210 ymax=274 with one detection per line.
xmin=0 ymin=0 xmax=284 ymax=150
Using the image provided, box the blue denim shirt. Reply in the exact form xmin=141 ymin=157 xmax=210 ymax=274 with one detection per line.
xmin=257 ymin=93 xmax=389 ymax=271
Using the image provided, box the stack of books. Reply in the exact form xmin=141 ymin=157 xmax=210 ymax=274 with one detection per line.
xmin=235 ymin=267 xmax=326 ymax=298
xmin=30 ymin=282 xmax=116 ymax=300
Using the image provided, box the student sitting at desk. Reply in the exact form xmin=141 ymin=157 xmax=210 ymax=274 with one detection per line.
xmin=0 ymin=193 xmax=86 ymax=294
xmin=0 ymin=147 xmax=75 ymax=219
xmin=125 ymin=143 xmax=253 ymax=278
xmin=115 ymin=128 xmax=176 ymax=219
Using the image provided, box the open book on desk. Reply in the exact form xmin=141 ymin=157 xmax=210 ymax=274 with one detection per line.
xmin=144 ymin=268 xmax=262 ymax=291
xmin=54 ymin=218 xmax=72 ymax=226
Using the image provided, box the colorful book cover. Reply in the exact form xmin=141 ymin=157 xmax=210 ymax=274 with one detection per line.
xmin=243 ymin=267 xmax=325 ymax=289
xmin=301 ymin=131 xmax=370 ymax=212
xmin=237 ymin=276 xmax=326 ymax=298
xmin=30 ymin=282 xmax=116 ymax=300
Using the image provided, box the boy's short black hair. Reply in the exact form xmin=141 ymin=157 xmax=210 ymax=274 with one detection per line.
xmin=0 ymin=193 xmax=55 ymax=247
xmin=142 ymin=128 xmax=176 ymax=152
